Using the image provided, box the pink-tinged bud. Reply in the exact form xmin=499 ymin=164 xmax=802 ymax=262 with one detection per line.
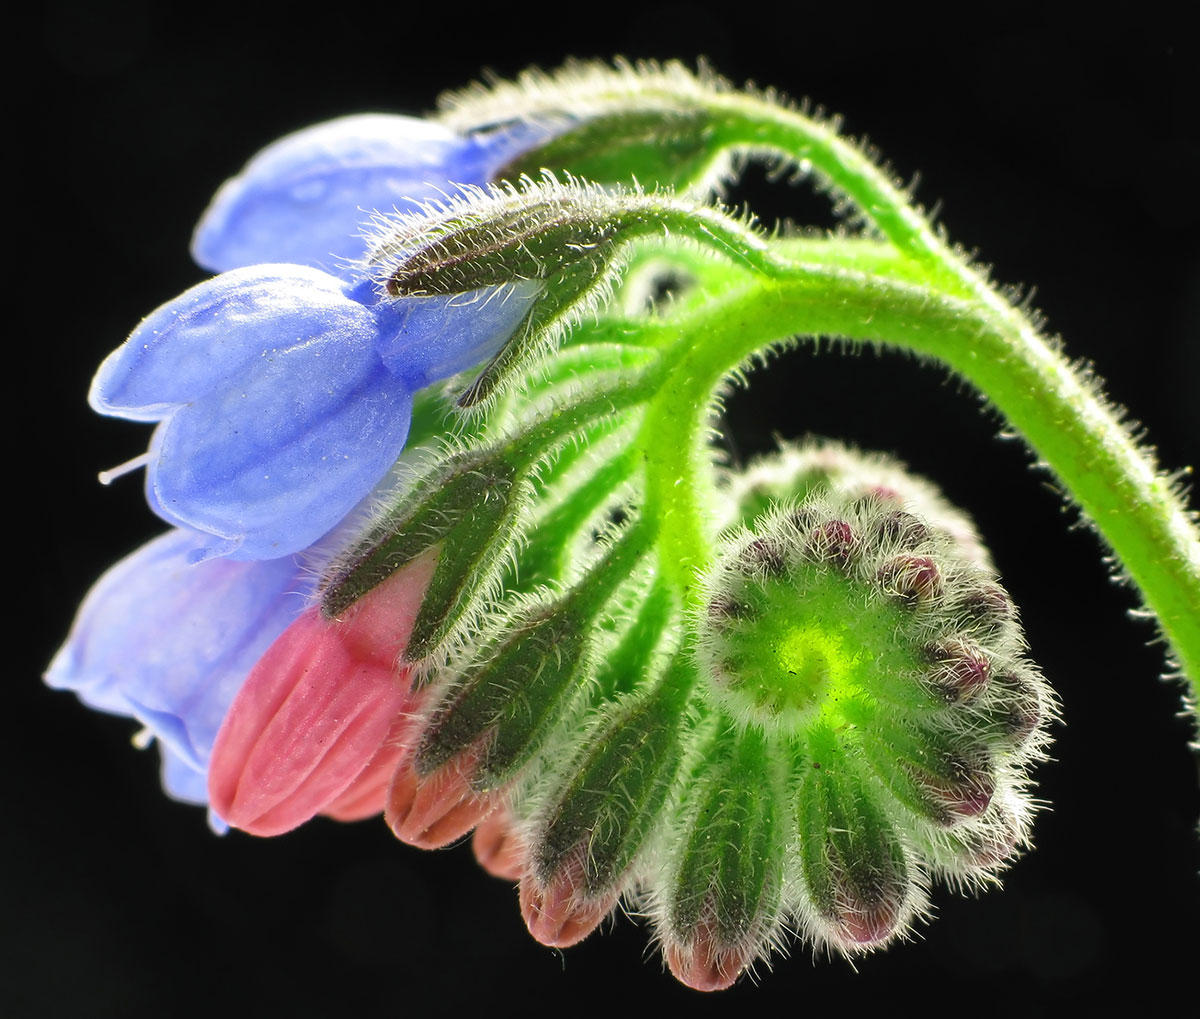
xmin=518 ymin=851 xmax=621 ymax=948
xmin=385 ymin=744 xmax=498 ymax=849
xmin=911 ymin=750 xmax=995 ymax=821
xmin=664 ymin=918 xmax=755 ymax=992
xmin=923 ymin=636 xmax=991 ymax=703
xmin=835 ymin=896 xmax=903 ymax=947
xmin=472 ymin=806 xmax=527 ymax=881
xmin=811 ymin=519 xmax=856 ymax=566
xmin=877 ymin=554 xmax=943 ymax=606
xmin=208 ymin=550 xmax=437 ymax=836
xmin=320 ymin=714 xmax=410 ymax=821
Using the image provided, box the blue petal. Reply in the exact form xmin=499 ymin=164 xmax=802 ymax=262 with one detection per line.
xmin=46 ymin=529 xmax=308 ymax=793
xmin=90 ymin=265 xmax=368 ymax=418
xmin=192 ymin=116 xmax=480 ymax=272
xmin=375 ymin=280 xmax=543 ymax=391
xmin=91 ymin=266 xmax=415 ymax=561
xmin=144 ymin=321 xmax=413 ymax=562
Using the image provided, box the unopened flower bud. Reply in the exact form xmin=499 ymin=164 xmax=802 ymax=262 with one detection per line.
xmin=386 ymin=742 xmax=499 ymax=850
xmin=657 ymin=729 xmax=784 ymax=991
xmin=521 ymin=686 xmax=684 ymax=945
xmin=363 ymin=173 xmax=763 ymax=407
xmin=798 ymin=763 xmax=916 ymax=951
xmin=414 ymin=606 xmax=589 ymax=787
xmin=472 ymin=806 xmax=527 ymax=881
xmin=209 ymin=550 xmax=436 ymax=835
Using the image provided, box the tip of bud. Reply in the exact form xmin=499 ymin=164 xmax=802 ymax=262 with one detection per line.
xmin=663 ymin=921 xmax=756 ymax=992
xmin=518 ymin=853 xmax=621 ymax=948
xmin=385 ymin=747 xmax=498 ymax=849
xmin=472 ymin=807 xmax=527 ymax=881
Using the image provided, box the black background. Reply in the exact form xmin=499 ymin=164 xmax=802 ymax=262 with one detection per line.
xmin=12 ymin=3 xmax=1198 ymax=1016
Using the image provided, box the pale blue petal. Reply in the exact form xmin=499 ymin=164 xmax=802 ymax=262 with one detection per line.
xmin=143 ymin=323 xmax=413 ymax=561
xmin=191 ymin=115 xmax=558 ymax=273
xmin=376 ymin=281 xmax=543 ymax=390
xmin=46 ymin=529 xmax=307 ymax=782
xmin=192 ymin=116 xmax=479 ymax=272
xmin=90 ymin=266 xmax=416 ymax=561
xmin=90 ymin=265 xmax=368 ymax=419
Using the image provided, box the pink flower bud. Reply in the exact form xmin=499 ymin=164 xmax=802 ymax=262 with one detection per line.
xmin=518 ymin=850 xmax=622 ymax=948
xmin=472 ymin=806 xmax=527 ymax=881
xmin=208 ymin=550 xmax=437 ymax=836
xmin=384 ymin=743 xmax=499 ymax=849
xmin=664 ymin=918 xmax=758 ymax=992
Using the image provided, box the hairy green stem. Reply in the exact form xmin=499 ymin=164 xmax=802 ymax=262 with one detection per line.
xmin=645 ymin=265 xmax=1200 ymax=694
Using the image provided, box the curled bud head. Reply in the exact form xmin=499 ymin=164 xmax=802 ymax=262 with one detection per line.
xmin=720 ymin=439 xmax=994 ymax=569
xmin=690 ymin=479 xmax=1053 ymax=962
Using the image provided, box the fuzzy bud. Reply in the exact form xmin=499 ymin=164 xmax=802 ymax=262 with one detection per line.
xmin=322 ymin=446 xmax=527 ymax=663
xmin=521 ymin=686 xmax=684 ymax=946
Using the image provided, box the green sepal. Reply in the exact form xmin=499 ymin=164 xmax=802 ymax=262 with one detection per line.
xmin=854 ymin=718 xmax=994 ymax=828
xmin=796 ymin=744 xmax=910 ymax=933
xmin=667 ymin=725 xmax=784 ymax=945
xmin=494 ymin=108 xmax=723 ymax=194
xmin=321 ymin=447 xmax=526 ymax=661
xmin=416 ymin=606 xmax=589 ymax=788
xmin=532 ymin=678 xmax=686 ymax=897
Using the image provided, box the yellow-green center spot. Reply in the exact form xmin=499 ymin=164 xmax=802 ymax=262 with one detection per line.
xmin=776 ymin=622 xmax=859 ymax=711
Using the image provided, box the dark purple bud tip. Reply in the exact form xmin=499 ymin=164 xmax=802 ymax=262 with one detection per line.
xmin=877 ymin=554 xmax=944 ymax=607
xmin=879 ymin=510 xmax=931 ymax=549
xmin=922 ymin=637 xmax=991 ymax=703
xmin=991 ymin=671 xmax=1043 ymax=744
xmin=707 ymin=594 xmax=749 ymax=625
xmin=812 ymin=520 xmax=857 ymax=567
xmin=960 ymin=585 xmax=1014 ymax=629
xmin=739 ymin=537 xmax=786 ymax=577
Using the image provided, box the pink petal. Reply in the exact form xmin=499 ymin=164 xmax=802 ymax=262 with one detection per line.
xmin=209 ymin=550 xmax=437 ymax=835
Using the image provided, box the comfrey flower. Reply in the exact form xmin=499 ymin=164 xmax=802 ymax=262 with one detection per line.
xmin=90 ymin=263 xmax=538 ymax=561
xmin=61 ymin=59 xmax=1180 ymax=994
xmin=44 ymin=528 xmax=310 ymax=822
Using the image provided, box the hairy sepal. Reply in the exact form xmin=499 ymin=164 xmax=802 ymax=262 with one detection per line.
xmin=321 ymin=444 xmax=531 ymax=664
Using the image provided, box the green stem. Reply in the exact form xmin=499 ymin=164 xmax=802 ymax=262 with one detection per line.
xmin=652 ymin=265 xmax=1200 ymax=693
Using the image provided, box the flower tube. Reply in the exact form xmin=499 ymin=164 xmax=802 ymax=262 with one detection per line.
xmin=191 ymin=114 xmax=554 ymax=273
xmin=90 ymin=264 xmax=538 ymax=561
xmin=44 ymin=528 xmax=310 ymax=824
